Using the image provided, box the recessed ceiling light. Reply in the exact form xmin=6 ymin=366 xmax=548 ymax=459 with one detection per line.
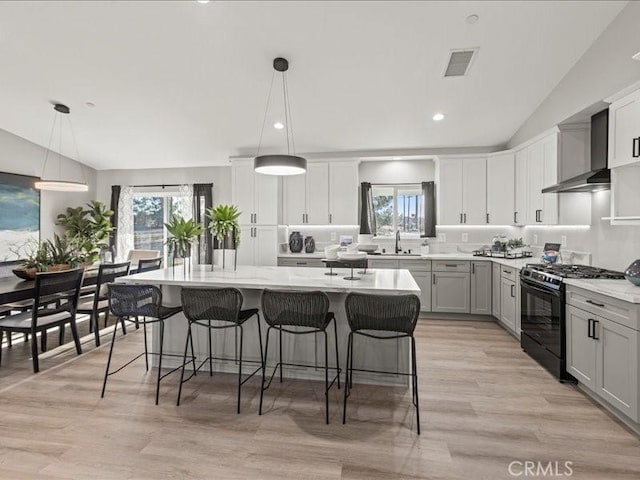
xmin=465 ymin=14 xmax=479 ymax=24
xmin=85 ymin=101 xmax=95 ymax=108
xmin=273 ymin=121 xmax=284 ymax=130
xmin=433 ymin=113 xmax=445 ymax=121
xmin=393 ymin=157 xmax=401 ymax=160
xmin=196 ymin=0 xmax=210 ymax=4
xmin=633 ymin=51 xmax=640 ymax=61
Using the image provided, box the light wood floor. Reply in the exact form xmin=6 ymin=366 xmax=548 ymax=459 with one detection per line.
xmin=1 ymin=316 xmax=639 ymax=479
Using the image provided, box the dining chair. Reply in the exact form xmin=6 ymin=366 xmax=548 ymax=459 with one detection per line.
xmin=342 ymin=292 xmax=421 ymax=434
xmin=77 ymin=262 xmax=131 ymax=347
xmin=0 ymin=268 xmax=85 ymax=373
xmin=136 ymin=257 xmax=162 ymax=273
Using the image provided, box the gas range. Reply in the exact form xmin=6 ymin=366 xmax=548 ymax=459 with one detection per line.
xmin=521 ymin=263 xmax=625 ymax=291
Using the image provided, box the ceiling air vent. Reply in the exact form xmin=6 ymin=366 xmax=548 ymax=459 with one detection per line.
xmin=444 ymin=49 xmax=477 ymax=77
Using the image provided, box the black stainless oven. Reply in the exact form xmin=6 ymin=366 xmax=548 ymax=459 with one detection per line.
xmin=520 ymin=274 xmax=573 ymax=381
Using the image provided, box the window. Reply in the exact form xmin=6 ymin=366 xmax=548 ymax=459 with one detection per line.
xmin=372 ymin=184 xmax=424 ymax=237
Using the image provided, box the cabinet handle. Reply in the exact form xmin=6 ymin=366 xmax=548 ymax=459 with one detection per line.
xmin=486 ymin=213 xmax=490 ymax=224
xmin=329 ymin=213 xmax=332 ymax=224
xmin=472 ymin=263 xmax=475 ymax=274
xmin=432 ymin=273 xmax=436 ymax=285
xmin=463 ymin=213 xmax=467 ymax=224
xmin=633 ymin=137 xmax=640 ymax=158
xmin=445 ymin=264 xmax=458 ymax=268
xmin=254 ymin=213 xmax=257 ymax=224
xmin=587 ymin=318 xmax=593 ymax=338
xmin=296 ymin=262 xmax=307 ymax=265
xmin=586 ymin=299 xmax=605 ymax=308
xmin=514 ymin=211 xmax=518 ymax=224
xmin=593 ymin=319 xmax=600 ymax=340
xmin=510 ymin=284 xmax=515 ymax=297
xmin=460 ymin=213 xmax=463 ymax=224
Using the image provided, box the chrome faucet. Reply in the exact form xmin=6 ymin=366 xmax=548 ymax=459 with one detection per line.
xmin=395 ymin=229 xmax=402 ymax=254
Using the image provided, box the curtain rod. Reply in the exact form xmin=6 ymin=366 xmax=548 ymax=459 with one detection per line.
xmin=370 ymin=182 xmax=427 ymax=186
xmin=132 ymin=184 xmax=182 ymax=188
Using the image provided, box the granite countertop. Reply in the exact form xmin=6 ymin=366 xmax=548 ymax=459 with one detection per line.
xmin=564 ymin=278 xmax=640 ymax=304
xmin=120 ymin=265 xmax=420 ymax=295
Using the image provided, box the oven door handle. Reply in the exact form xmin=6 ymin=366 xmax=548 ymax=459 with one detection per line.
xmin=520 ymin=279 xmax=562 ymax=298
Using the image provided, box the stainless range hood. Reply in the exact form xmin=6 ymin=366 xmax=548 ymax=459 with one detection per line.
xmin=542 ymin=108 xmax=609 ymax=193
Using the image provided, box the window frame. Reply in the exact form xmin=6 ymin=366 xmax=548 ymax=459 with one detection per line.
xmin=371 ymin=183 xmax=424 ymax=239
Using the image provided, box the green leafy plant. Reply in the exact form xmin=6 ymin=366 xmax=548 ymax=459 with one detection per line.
xmin=206 ymin=204 xmax=241 ymax=248
xmin=507 ymin=238 xmax=527 ymax=250
xmin=164 ymin=215 xmax=203 ymax=258
xmin=12 ymin=239 xmax=50 ymax=271
xmin=44 ymin=233 xmax=81 ymax=266
xmin=56 ymin=200 xmax=114 ymax=263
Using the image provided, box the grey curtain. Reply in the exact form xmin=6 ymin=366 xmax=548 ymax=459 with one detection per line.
xmin=193 ymin=183 xmax=213 ymax=264
xmin=422 ymin=181 xmax=436 ymax=238
xmin=359 ymin=182 xmax=376 ymax=235
xmin=109 ymin=185 xmax=120 ymax=250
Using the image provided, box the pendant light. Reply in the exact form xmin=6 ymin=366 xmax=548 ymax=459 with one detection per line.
xmin=34 ymin=103 xmax=89 ymax=192
xmin=254 ymin=57 xmax=307 ymax=176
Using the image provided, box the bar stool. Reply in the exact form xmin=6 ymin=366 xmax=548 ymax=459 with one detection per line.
xmin=259 ymin=289 xmax=341 ymax=424
xmin=342 ymin=292 xmax=421 ymax=434
xmin=177 ymin=287 xmax=263 ymax=412
xmin=102 ymin=283 xmax=190 ymax=404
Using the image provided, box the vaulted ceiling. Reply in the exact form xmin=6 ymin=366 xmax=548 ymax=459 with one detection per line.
xmin=0 ymin=1 xmax=626 ymax=170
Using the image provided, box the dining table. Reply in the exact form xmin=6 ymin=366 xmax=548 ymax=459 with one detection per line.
xmin=0 ymin=268 xmax=99 ymax=305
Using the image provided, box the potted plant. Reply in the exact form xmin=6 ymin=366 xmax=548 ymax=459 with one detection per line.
xmin=164 ymin=215 xmax=203 ymax=262
xmin=206 ymin=204 xmax=241 ymax=269
xmin=44 ymin=233 xmax=81 ymax=271
xmin=11 ymin=240 xmax=50 ymax=279
xmin=507 ymin=237 xmax=528 ymax=255
xmin=56 ymin=200 xmax=115 ymax=265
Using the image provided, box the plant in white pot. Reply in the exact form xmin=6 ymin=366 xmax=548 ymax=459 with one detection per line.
xmin=206 ymin=204 xmax=241 ymax=269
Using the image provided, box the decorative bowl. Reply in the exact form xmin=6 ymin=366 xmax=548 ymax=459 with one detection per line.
xmin=358 ymin=244 xmax=378 ymax=253
xmin=12 ymin=267 xmax=38 ymax=280
xmin=338 ymin=252 xmax=367 ymax=261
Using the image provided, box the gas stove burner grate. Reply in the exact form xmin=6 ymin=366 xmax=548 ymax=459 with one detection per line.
xmin=524 ymin=263 xmax=626 ymax=280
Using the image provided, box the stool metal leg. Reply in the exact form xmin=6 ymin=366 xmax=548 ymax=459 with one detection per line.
xmin=93 ymin=312 xmax=101 ymax=347
xmin=279 ymin=326 xmax=283 ymax=383
xmin=155 ymin=320 xmax=164 ymax=405
xmin=256 ymin=313 xmax=264 ymax=371
xmin=324 ymin=330 xmax=329 ymax=424
xmin=176 ymin=322 xmax=192 ymax=406
xmin=333 ymin=318 xmax=340 ymax=390
xmin=208 ymin=320 xmax=213 ymax=376
xmin=101 ymin=317 xmax=120 ymax=397
xmin=237 ymin=325 xmax=243 ymax=414
xmin=259 ymin=326 xmax=272 ymax=415
xmin=411 ymin=335 xmax=421 ymax=435
xmin=342 ymin=331 xmax=353 ymax=424
xmin=142 ymin=321 xmax=149 ymax=371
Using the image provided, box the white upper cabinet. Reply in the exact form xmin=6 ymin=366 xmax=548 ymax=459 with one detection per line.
xmin=232 ymin=159 xmax=278 ymax=225
xmin=609 ymin=88 xmax=640 ymax=169
xmin=282 ymin=161 xmax=357 ymax=225
xmin=487 ymin=151 xmax=515 ymax=225
xmin=514 ymin=148 xmax=528 ymax=225
xmin=436 ymin=157 xmax=486 ymax=225
xmin=328 ymin=161 xmax=359 ymax=225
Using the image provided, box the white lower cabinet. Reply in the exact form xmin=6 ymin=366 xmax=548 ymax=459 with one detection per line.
xmin=566 ymin=288 xmax=640 ymax=425
xmin=492 ymin=262 xmax=501 ymax=319
xmin=470 ymin=261 xmax=492 ymax=315
xmin=500 ymin=277 xmax=517 ymax=333
xmin=410 ymin=270 xmax=431 ymax=312
xmin=236 ymin=226 xmax=277 ymax=266
xmin=431 ymin=271 xmax=470 ymax=314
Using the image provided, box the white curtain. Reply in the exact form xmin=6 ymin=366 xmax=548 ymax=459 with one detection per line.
xmin=176 ymin=184 xmax=194 ymax=220
xmin=116 ymin=185 xmax=134 ymax=262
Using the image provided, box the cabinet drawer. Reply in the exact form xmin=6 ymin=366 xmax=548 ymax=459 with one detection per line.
xmin=277 ymin=258 xmax=324 ymax=268
xmin=432 ymin=260 xmax=470 ymax=273
xmin=566 ymin=286 xmax=639 ymax=331
xmin=398 ymin=259 xmax=431 ymax=271
xmin=368 ymin=259 xmax=399 ymax=269
xmin=501 ymin=266 xmax=518 ymax=281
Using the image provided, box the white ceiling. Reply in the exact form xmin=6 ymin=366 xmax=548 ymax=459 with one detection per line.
xmin=0 ymin=1 xmax=626 ymax=170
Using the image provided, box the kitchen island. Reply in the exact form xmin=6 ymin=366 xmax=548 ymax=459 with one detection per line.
xmin=117 ymin=265 xmax=420 ymax=385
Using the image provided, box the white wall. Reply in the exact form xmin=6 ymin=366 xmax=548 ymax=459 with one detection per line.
xmin=0 ymin=128 xmax=97 ymax=241
xmin=95 ymin=166 xmax=232 ymax=207
xmin=359 ymin=159 xmax=435 ymax=184
xmin=509 ymin=3 xmax=640 ymax=147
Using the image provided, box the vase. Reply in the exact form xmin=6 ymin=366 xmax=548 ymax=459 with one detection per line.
xmin=289 ymin=231 xmax=303 ymax=253
xmin=304 ymin=236 xmax=315 ymax=254
xmin=624 ymin=259 xmax=640 ymax=286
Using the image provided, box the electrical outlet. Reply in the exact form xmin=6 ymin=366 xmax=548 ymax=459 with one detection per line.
xmin=330 ymin=232 xmax=336 ymax=242
xmin=461 ymin=233 xmax=468 ymax=243
xmin=561 ymin=235 xmax=567 ymax=246
xmin=533 ymin=234 xmax=538 ymax=245
xmin=437 ymin=233 xmax=446 ymax=243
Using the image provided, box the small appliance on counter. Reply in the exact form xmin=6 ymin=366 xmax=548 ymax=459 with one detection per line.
xmin=624 ymin=259 xmax=640 ymax=286
xmin=541 ymin=242 xmax=562 ymax=264
xmin=289 ymin=231 xmax=304 ymax=253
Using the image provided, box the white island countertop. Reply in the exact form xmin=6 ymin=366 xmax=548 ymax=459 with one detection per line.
xmin=119 ymin=265 xmax=420 ymax=295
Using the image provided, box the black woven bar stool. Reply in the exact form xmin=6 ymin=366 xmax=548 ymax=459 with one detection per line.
xmin=177 ymin=287 xmax=263 ymax=413
xmin=102 ymin=283 xmax=191 ymax=405
xmin=342 ymin=292 xmax=421 ymax=434
xmin=259 ymin=289 xmax=341 ymax=424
